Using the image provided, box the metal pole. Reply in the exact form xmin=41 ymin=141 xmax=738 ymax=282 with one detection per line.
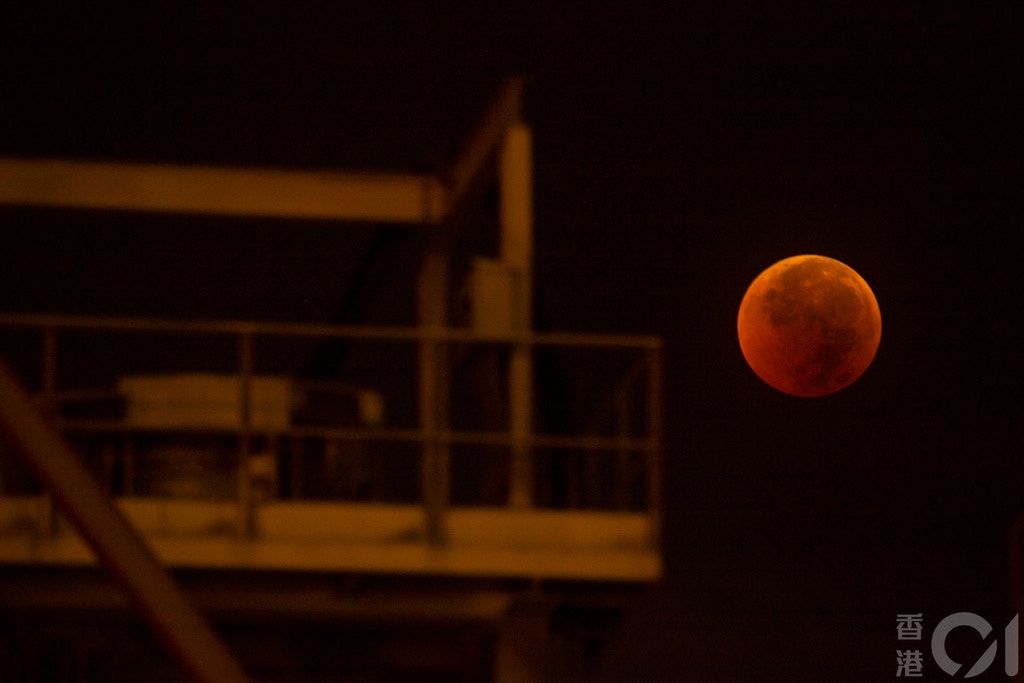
xmin=238 ymin=333 xmax=255 ymax=538
xmin=0 ymin=311 xmax=662 ymax=349
xmin=646 ymin=346 xmax=664 ymax=549
xmin=0 ymin=357 xmax=251 ymax=683
xmin=500 ymin=124 xmax=534 ymax=509
xmin=615 ymin=391 xmax=631 ymax=510
xmin=39 ymin=325 xmax=58 ymax=533
xmin=417 ymin=249 xmax=450 ymax=545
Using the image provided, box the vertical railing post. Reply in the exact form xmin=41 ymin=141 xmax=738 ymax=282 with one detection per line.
xmin=238 ymin=332 xmax=255 ymax=539
xmin=646 ymin=345 xmax=664 ymax=549
xmin=418 ymin=250 xmax=450 ymax=545
xmin=39 ymin=325 xmax=58 ymax=534
xmin=615 ymin=390 xmax=631 ymax=510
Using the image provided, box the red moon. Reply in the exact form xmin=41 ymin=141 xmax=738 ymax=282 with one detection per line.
xmin=737 ymin=255 xmax=881 ymax=397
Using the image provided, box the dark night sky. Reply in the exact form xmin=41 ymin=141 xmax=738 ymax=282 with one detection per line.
xmin=2 ymin=3 xmax=1023 ymax=679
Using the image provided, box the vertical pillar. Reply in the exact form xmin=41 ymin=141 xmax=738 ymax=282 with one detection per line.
xmin=39 ymin=326 xmax=58 ymax=533
xmin=646 ymin=346 xmax=664 ymax=549
xmin=615 ymin=392 xmax=632 ymax=510
xmin=501 ymin=124 xmax=534 ymax=508
xmin=418 ymin=248 xmax=450 ymax=544
xmin=238 ymin=333 xmax=255 ymax=538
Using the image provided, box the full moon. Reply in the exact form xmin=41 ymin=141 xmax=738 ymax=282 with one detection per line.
xmin=737 ymin=254 xmax=881 ymax=397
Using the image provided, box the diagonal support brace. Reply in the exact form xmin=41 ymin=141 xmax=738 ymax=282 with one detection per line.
xmin=0 ymin=357 xmax=251 ymax=683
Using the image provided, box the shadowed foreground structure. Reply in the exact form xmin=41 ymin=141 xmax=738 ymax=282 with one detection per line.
xmin=0 ymin=79 xmax=662 ymax=682
xmin=2 ymin=5 xmax=1022 ymax=680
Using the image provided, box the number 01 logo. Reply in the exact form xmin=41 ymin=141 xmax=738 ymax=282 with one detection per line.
xmin=931 ymin=612 xmax=1019 ymax=677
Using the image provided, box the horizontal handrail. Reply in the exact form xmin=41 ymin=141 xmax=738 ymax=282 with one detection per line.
xmin=49 ymin=418 xmax=655 ymax=452
xmin=0 ymin=311 xmax=661 ymax=350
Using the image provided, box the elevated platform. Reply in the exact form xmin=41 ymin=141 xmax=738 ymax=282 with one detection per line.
xmin=0 ymin=498 xmax=660 ymax=582
xmin=0 ymin=76 xmax=663 ymax=679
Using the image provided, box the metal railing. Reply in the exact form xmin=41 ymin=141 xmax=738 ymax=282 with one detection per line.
xmin=0 ymin=312 xmax=663 ymax=549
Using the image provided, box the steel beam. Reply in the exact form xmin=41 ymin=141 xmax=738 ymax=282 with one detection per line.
xmin=0 ymin=157 xmax=445 ymax=223
xmin=445 ymin=75 xmax=524 ymax=214
xmin=0 ymin=357 xmax=251 ymax=683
